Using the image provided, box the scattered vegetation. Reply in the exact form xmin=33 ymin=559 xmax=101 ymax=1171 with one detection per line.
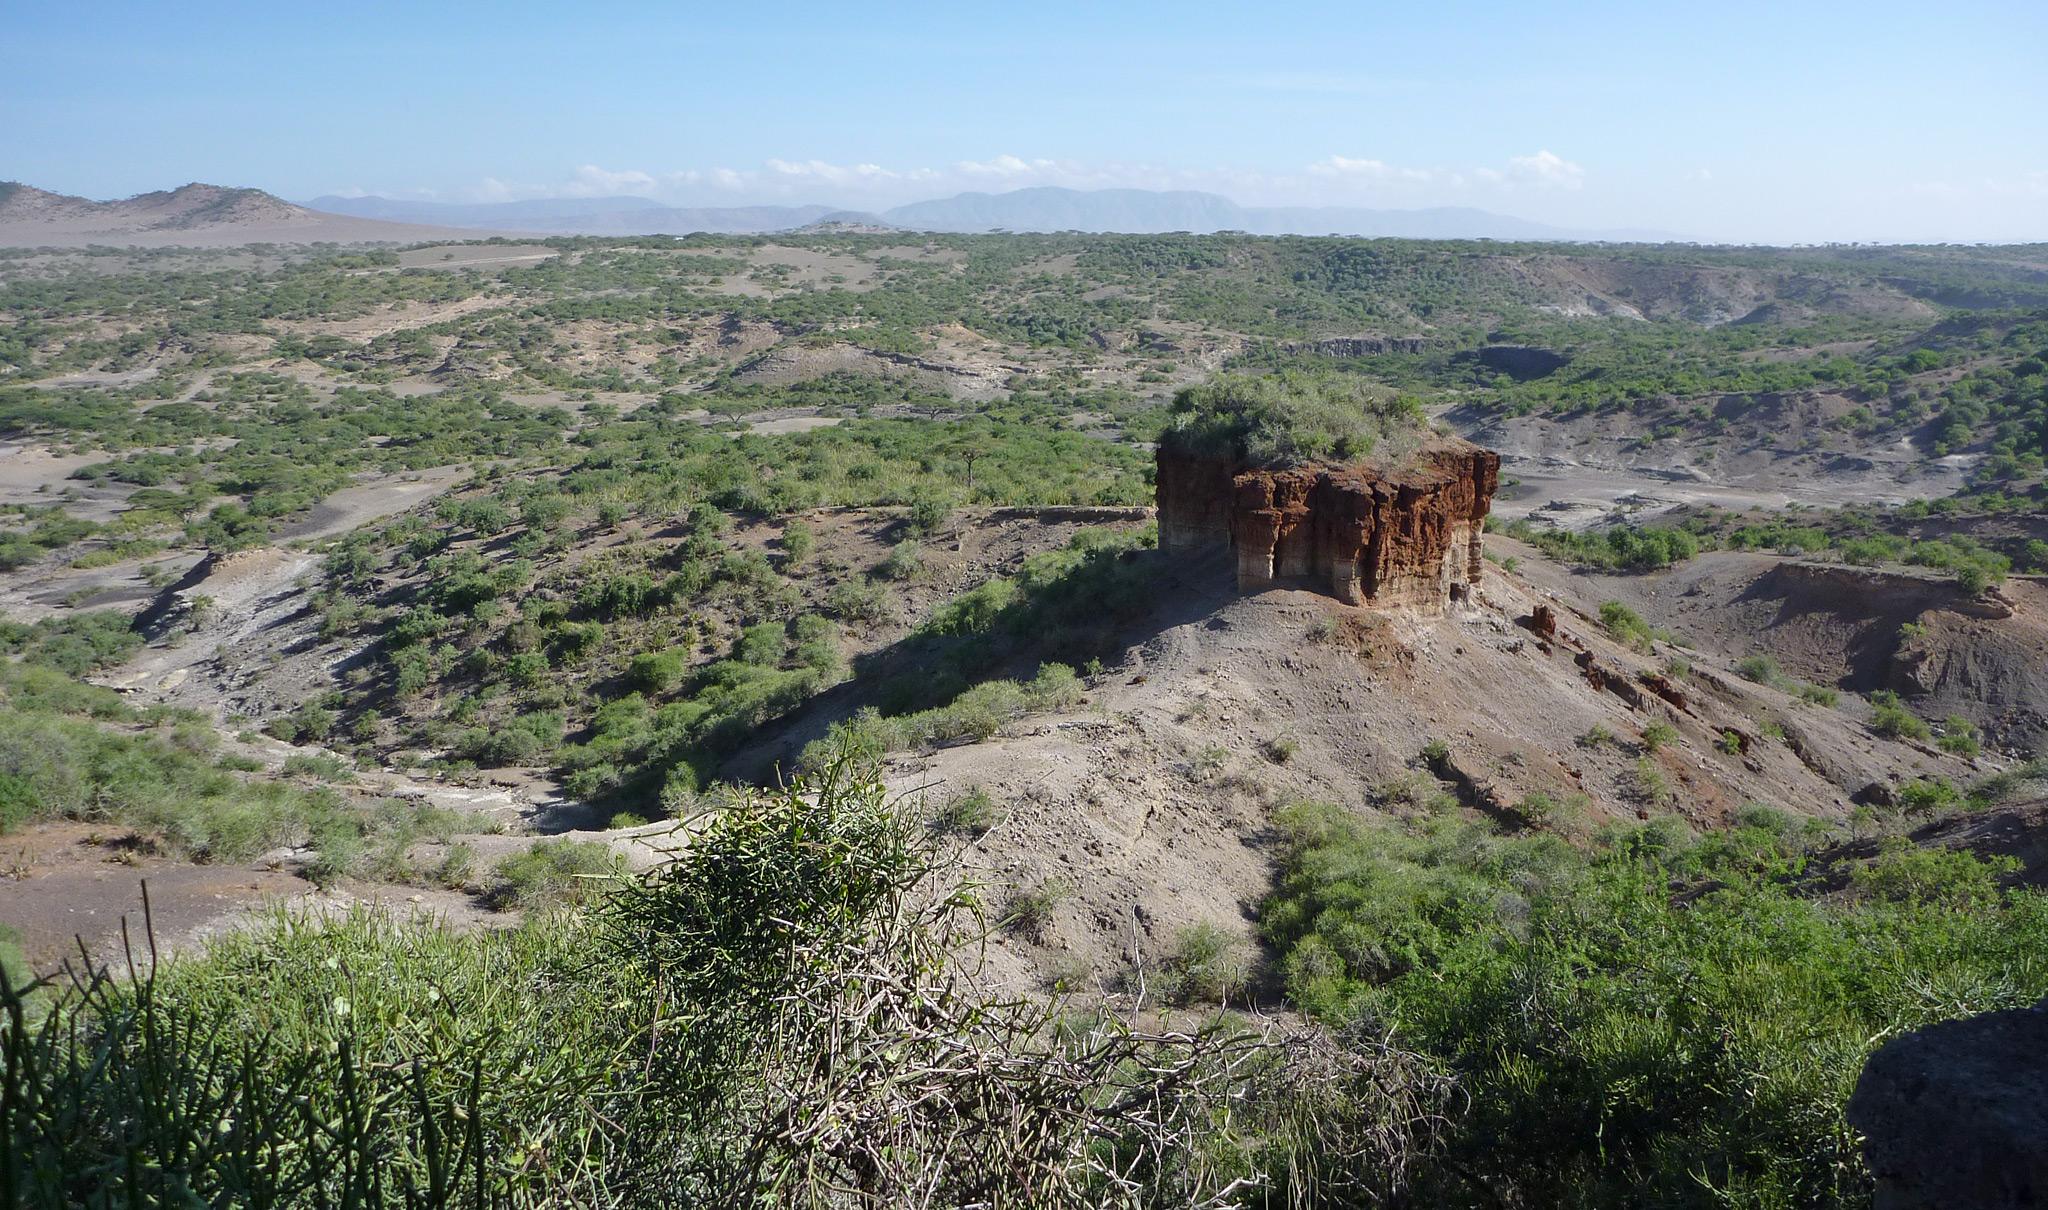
xmin=1263 ymin=800 xmax=2048 ymax=1205
xmin=1596 ymin=600 xmax=1661 ymax=650
xmin=3 ymin=761 xmax=1453 ymax=1206
xmin=1160 ymin=371 xmax=1425 ymax=467
xmin=1869 ymin=690 xmax=1933 ymax=741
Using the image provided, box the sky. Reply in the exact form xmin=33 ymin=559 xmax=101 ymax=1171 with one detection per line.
xmin=5 ymin=0 xmax=2045 ymax=243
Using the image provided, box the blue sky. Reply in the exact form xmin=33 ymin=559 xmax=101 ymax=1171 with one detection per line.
xmin=6 ymin=0 xmax=2045 ymax=241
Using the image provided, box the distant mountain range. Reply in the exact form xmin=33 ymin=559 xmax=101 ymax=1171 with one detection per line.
xmin=0 ymin=182 xmax=514 ymax=247
xmin=307 ymin=194 xmax=855 ymax=236
xmin=0 ymin=180 xmax=1677 ymax=247
xmin=313 ymin=185 xmax=1677 ymax=242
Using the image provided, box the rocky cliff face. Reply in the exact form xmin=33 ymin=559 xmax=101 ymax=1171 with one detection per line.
xmin=1157 ymin=442 xmax=1500 ymax=609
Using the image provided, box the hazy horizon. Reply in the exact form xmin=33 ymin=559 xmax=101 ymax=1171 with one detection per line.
xmin=7 ymin=0 xmax=2046 ymax=244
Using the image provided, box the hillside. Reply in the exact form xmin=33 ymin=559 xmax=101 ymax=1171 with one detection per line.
xmin=0 ymin=181 xmax=519 ymax=247
xmin=3 ymin=229 xmax=2047 ymax=1204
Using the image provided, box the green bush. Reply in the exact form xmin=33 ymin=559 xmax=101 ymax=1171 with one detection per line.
xmin=877 ymin=540 xmax=923 ymax=581
xmin=1159 ymin=922 xmax=1251 ymax=1005
xmin=931 ymin=787 xmax=1003 ymax=837
xmin=733 ymin=621 xmax=786 ymax=667
xmin=825 ymin=578 xmax=895 ymax=622
xmin=1870 ymin=690 xmax=1932 ymax=741
xmin=1894 ymin=777 xmax=1963 ymax=814
xmin=800 ymin=663 xmax=1084 ymax=769
xmin=1598 ymin=601 xmax=1658 ymax=650
xmin=1736 ymin=653 xmax=1782 ymax=684
xmin=1798 ymin=682 xmax=1840 ymax=707
xmin=1262 ymin=803 xmax=2048 ymax=1205
xmin=1938 ymin=714 xmax=1982 ymax=757
xmin=0 ymin=663 xmax=461 ymax=871
xmin=779 ymin=520 xmax=814 ymax=563
xmin=1161 ymin=371 xmax=1424 ymax=467
xmin=489 ymin=838 xmax=620 ymax=909
xmin=628 ymin=649 xmax=686 ymax=693
xmin=905 ymin=491 xmax=950 ymax=536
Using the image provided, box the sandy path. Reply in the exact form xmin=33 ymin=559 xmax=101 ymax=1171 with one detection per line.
xmin=273 ymin=465 xmax=470 ymax=542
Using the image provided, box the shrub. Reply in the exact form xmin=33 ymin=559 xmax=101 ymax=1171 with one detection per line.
xmin=1260 ymin=797 xmax=2048 ymax=1202
xmin=1938 ymin=715 xmax=1982 ymax=757
xmin=1736 ymin=653 xmax=1782 ymax=685
xmin=1894 ymin=777 xmax=1963 ymax=815
xmin=931 ymin=788 xmax=1003 ymax=837
xmin=1160 ymin=922 xmax=1251 ymax=1005
xmin=628 ymin=649 xmax=687 ymax=693
xmin=1002 ymin=877 xmax=1074 ymax=943
xmin=733 ymin=621 xmax=786 ymax=667
xmin=502 ymin=650 xmax=549 ymax=687
xmin=877 ymin=540 xmax=922 ymax=581
xmin=1516 ymin=791 xmax=1561 ymax=825
xmin=1870 ymin=691 xmax=1931 ymax=741
xmin=431 ymin=842 xmax=477 ymax=889
xmin=922 ymin=577 xmax=1016 ymax=636
xmin=455 ymin=712 xmax=561 ymax=767
xmin=905 ymin=491 xmax=950 ymax=536
xmin=825 ymin=578 xmax=895 ymax=623
xmin=489 ymin=839 xmax=620 ymax=909
xmin=780 ymin=520 xmax=814 ymax=564
xmin=1853 ymin=843 xmax=2017 ymax=907
xmin=281 ymin=753 xmax=353 ymax=782
xmin=1624 ymin=757 xmax=1673 ymax=806
xmin=1640 ymin=721 xmax=1678 ymax=752
xmin=1161 ymin=371 xmax=1424 ymax=467
xmin=1798 ymin=682 xmax=1840 ymax=707
xmin=1598 ymin=601 xmax=1657 ymax=650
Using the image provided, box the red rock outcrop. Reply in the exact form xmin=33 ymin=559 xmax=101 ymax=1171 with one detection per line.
xmin=1158 ymin=441 xmax=1500 ymax=609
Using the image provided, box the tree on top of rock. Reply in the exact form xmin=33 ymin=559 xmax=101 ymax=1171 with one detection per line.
xmin=1160 ymin=371 xmax=1426 ymax=469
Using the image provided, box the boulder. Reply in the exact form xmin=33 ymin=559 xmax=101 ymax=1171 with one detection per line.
xmin=1847 ymin=1000 xmax=2048 ymax=1209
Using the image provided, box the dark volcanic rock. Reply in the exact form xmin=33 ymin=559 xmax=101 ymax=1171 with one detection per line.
xmin=1277 ymin=335 xmax=1434 ymax=358
xmin=1847 ymin=1000 xmax=2048 ymax=1210
xmin=1472 ymin=344 xmax=1570 ymax=380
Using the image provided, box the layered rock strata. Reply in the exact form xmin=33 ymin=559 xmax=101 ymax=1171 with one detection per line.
xmin=1158 ymin=442 xmax=1500 ymax=609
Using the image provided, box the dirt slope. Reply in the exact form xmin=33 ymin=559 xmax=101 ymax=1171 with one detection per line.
xmin=744 ymin=545 xmax=1979 ymax=992
xmin=1508 ymin=544 xmax=2048 ymax=750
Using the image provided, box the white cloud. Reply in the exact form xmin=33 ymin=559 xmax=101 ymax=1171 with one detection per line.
xmin=764 ymin=158 xmax=901 ymax=185
xmin=563 ymin=164 xmax=657 ymax=196
xmin=1505 ymin=149 xmax=1585 ymax=189
xmin=1307 ymin=156 xmax=1433 ymax=182
xmin=956 ymin=154 xmax=1060 ymax=178
xmin=435 ymin=148 xmax=1600 ymax=212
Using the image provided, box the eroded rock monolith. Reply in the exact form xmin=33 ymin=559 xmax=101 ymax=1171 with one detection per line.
xmin=1157 ymin=440 xmax=1499 ymax=609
